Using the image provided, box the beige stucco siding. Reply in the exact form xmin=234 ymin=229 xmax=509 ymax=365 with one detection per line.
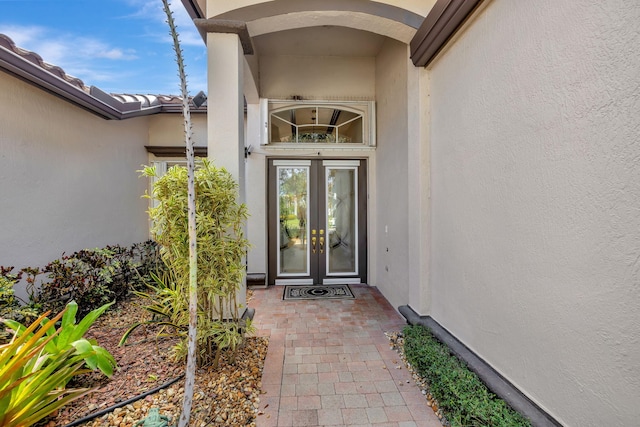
xmin=260 ymin=55 xmax=376 ymax=100
xmin=374 ymin=38 xmax=410 ymax=308
xmin=148 ymin=114 xmax=207 ymax=148
xmin=427 ymin=0 xmax=640 ymax=425
xmin=0 ymin=73 xmax=150 ymax=282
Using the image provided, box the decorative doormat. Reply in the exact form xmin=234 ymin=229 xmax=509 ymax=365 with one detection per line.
xmin=283 ymin=284 xmax=355 ymax=300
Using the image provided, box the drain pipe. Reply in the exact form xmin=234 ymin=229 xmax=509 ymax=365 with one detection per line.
xmin=398 ymin=305 xmax=561 ymax=427
xmin=62 ymin=374 xmax=185 ymax=427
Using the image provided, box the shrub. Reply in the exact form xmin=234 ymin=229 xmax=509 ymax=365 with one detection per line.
xmin=403 ymin=325 xmax=531 ymax=427
xmin=0 ymin=309 xmax=93 ymax=427
xmin=2 ymin=241 xmax=162 ymax=318
xmin=4 ymin=300 xmax=117 ymax=378
xmin=0 ymin=267 xmax=38 ymax=343
xmin=135 ymin=159 xmax=253 ymax=367
xmin=36 ymin=250 xmax=113 ymax=316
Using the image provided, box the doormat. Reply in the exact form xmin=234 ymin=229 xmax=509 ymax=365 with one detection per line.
xmin=283 ymin=284 xmax=355 ymax=300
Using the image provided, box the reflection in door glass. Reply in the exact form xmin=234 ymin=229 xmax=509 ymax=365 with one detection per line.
xmin=278 ymin=167 xmax=309 ymax=275
xmin=327 ymin=168 xmax=356 ymax=274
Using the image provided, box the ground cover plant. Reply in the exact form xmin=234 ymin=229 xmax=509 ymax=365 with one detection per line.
xmin=403 ymin=325 xmax=531 ymax=427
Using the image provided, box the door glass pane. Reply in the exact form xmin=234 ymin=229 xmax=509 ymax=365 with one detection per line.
xmin=278 ymin=167 xmax=309 ymax=275
xmin=326 ymin=168 xmax=357 ymax=274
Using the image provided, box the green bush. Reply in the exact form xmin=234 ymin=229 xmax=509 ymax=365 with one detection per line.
xmin=0 ymin=268 xmax=38 ymax=343
xmin=0 ymin=310 xmax=95 ymax=427
xmin=135 ymin=159 xmax=253 ymax=367
xmin=1 ymin=241 xmax=162 ymax=319
xmin=4 ymin=300 xmax=117 ymax=378
xmin=403 ymin=325 xmax=531 ymax=427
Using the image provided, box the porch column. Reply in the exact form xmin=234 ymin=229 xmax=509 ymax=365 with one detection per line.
xmin=206 ymin=32 xmax=245 ymax=200
xmin=195 ymin=18 xmax=254 ymax=313
xmin=407 ymin=60 xmax=431 ymax=316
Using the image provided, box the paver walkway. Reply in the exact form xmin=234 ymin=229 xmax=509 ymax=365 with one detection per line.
xmin=250 ymin=284 xmax=441 ymax=427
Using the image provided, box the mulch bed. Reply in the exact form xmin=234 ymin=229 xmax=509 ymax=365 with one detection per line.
xmin=42 ymin=292 xmax=269 ymax=427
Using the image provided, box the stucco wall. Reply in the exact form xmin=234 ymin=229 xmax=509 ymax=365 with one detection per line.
xmin=260 ymin=55 xmax=375 ymax=100
xmin=428 ymin=0 xmax=640 ymax=425
xmin=374 ymin=38 xmax=410 ymax=308
xmin=0 ymin=73 xmax=150 ymax=289
xmin=148 ymin=114 xmax=207 ymax=148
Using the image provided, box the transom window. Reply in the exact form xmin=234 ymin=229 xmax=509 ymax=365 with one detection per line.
xmin=266 ymin=101 xmax=375 ymax=147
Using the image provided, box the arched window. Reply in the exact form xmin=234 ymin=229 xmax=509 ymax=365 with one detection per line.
xmin=266 ymin=101 xmax=375 ymax=146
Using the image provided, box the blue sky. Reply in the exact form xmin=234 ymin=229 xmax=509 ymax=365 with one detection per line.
xmin=0 ymin=0 xmax=207 ymax=95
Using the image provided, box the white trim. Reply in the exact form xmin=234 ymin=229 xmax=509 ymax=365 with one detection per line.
xmin=322 ymin=278 xmax=361 ymax=285
xmin=323 ymin=160 xmax=361 ymax=167
xmin=273 ymin=159 xmax=312 ymax=166
xmin=260 ymin=98 xmax=269 ymax=147
xmin=275 ymin=278 xmax=314 ymax=285
xmin=264 ymin=145 xmax=375 ymax=152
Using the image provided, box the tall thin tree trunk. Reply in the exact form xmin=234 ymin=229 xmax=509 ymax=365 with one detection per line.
xmin=160 ymin=1 xmax=198 ymax=426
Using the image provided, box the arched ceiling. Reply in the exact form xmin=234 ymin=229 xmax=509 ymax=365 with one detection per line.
xmin=183 ymin=0 xmax=436 ymax=46
xmin=248 ymin=11 xmax=416 ymax=44
xmin=210 ymin=0 xmax=427 ymax=28
xmin=182 ymin=0 xmax=437 ymax=99
xmin=253 ymin=26 xmax=387 ymax=57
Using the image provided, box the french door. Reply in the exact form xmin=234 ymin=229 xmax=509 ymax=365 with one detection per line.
xmin=268 ymin=159 xmax=367 ymax=285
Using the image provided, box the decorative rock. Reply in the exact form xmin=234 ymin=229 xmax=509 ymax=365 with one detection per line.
xmin=40 ymin=297 xmax=269 ymax=427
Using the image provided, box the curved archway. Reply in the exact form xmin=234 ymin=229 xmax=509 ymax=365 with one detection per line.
xmin=249 ymin=11 xmax=416 ymax=44
xmin=211 ymin=0 xmax=426 ymax=28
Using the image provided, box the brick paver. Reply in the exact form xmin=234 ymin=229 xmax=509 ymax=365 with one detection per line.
xmin=251 ymin=284 xmax=441 ymax=427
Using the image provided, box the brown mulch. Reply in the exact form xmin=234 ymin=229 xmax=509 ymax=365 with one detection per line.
xmin=44 ymin=291 xmax=269 ymax=427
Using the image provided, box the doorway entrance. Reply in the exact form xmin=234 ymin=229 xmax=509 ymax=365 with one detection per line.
xmin=268 ymin=159 xmax=367 ymax=285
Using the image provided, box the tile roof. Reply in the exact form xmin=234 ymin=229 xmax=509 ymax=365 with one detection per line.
xmin=0 ymin=34 xmax=89 ymax=92
xmin=0 ymin=33 xmax=205 ymax=119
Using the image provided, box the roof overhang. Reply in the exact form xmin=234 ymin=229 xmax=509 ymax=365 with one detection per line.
xmin=0 ymin=34 xmax=205 ymax=120
xmin=410 ymin=0 xmax=485 ymax=67
xmin=180 ymin=0 xmax=205 ymax=20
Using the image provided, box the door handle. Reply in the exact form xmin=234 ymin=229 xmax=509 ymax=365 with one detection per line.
xmin=319 ymin=229 xmax=325 ymax=254
xmin=312 ymin=229 xmax=317 ymax=254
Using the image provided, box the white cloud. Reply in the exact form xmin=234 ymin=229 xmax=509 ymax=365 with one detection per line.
xmin=0 ymin=24 xmax=137 ymax=64
xmin=0 ymin=23 xmax=139 ymax=87
xmin=123 ymin=0 xmax=204 ymax=47
xmin=0 ymin=24 xmax=45 ymax=47
xmin=0 ymin=1 xmax=206 ymax=95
